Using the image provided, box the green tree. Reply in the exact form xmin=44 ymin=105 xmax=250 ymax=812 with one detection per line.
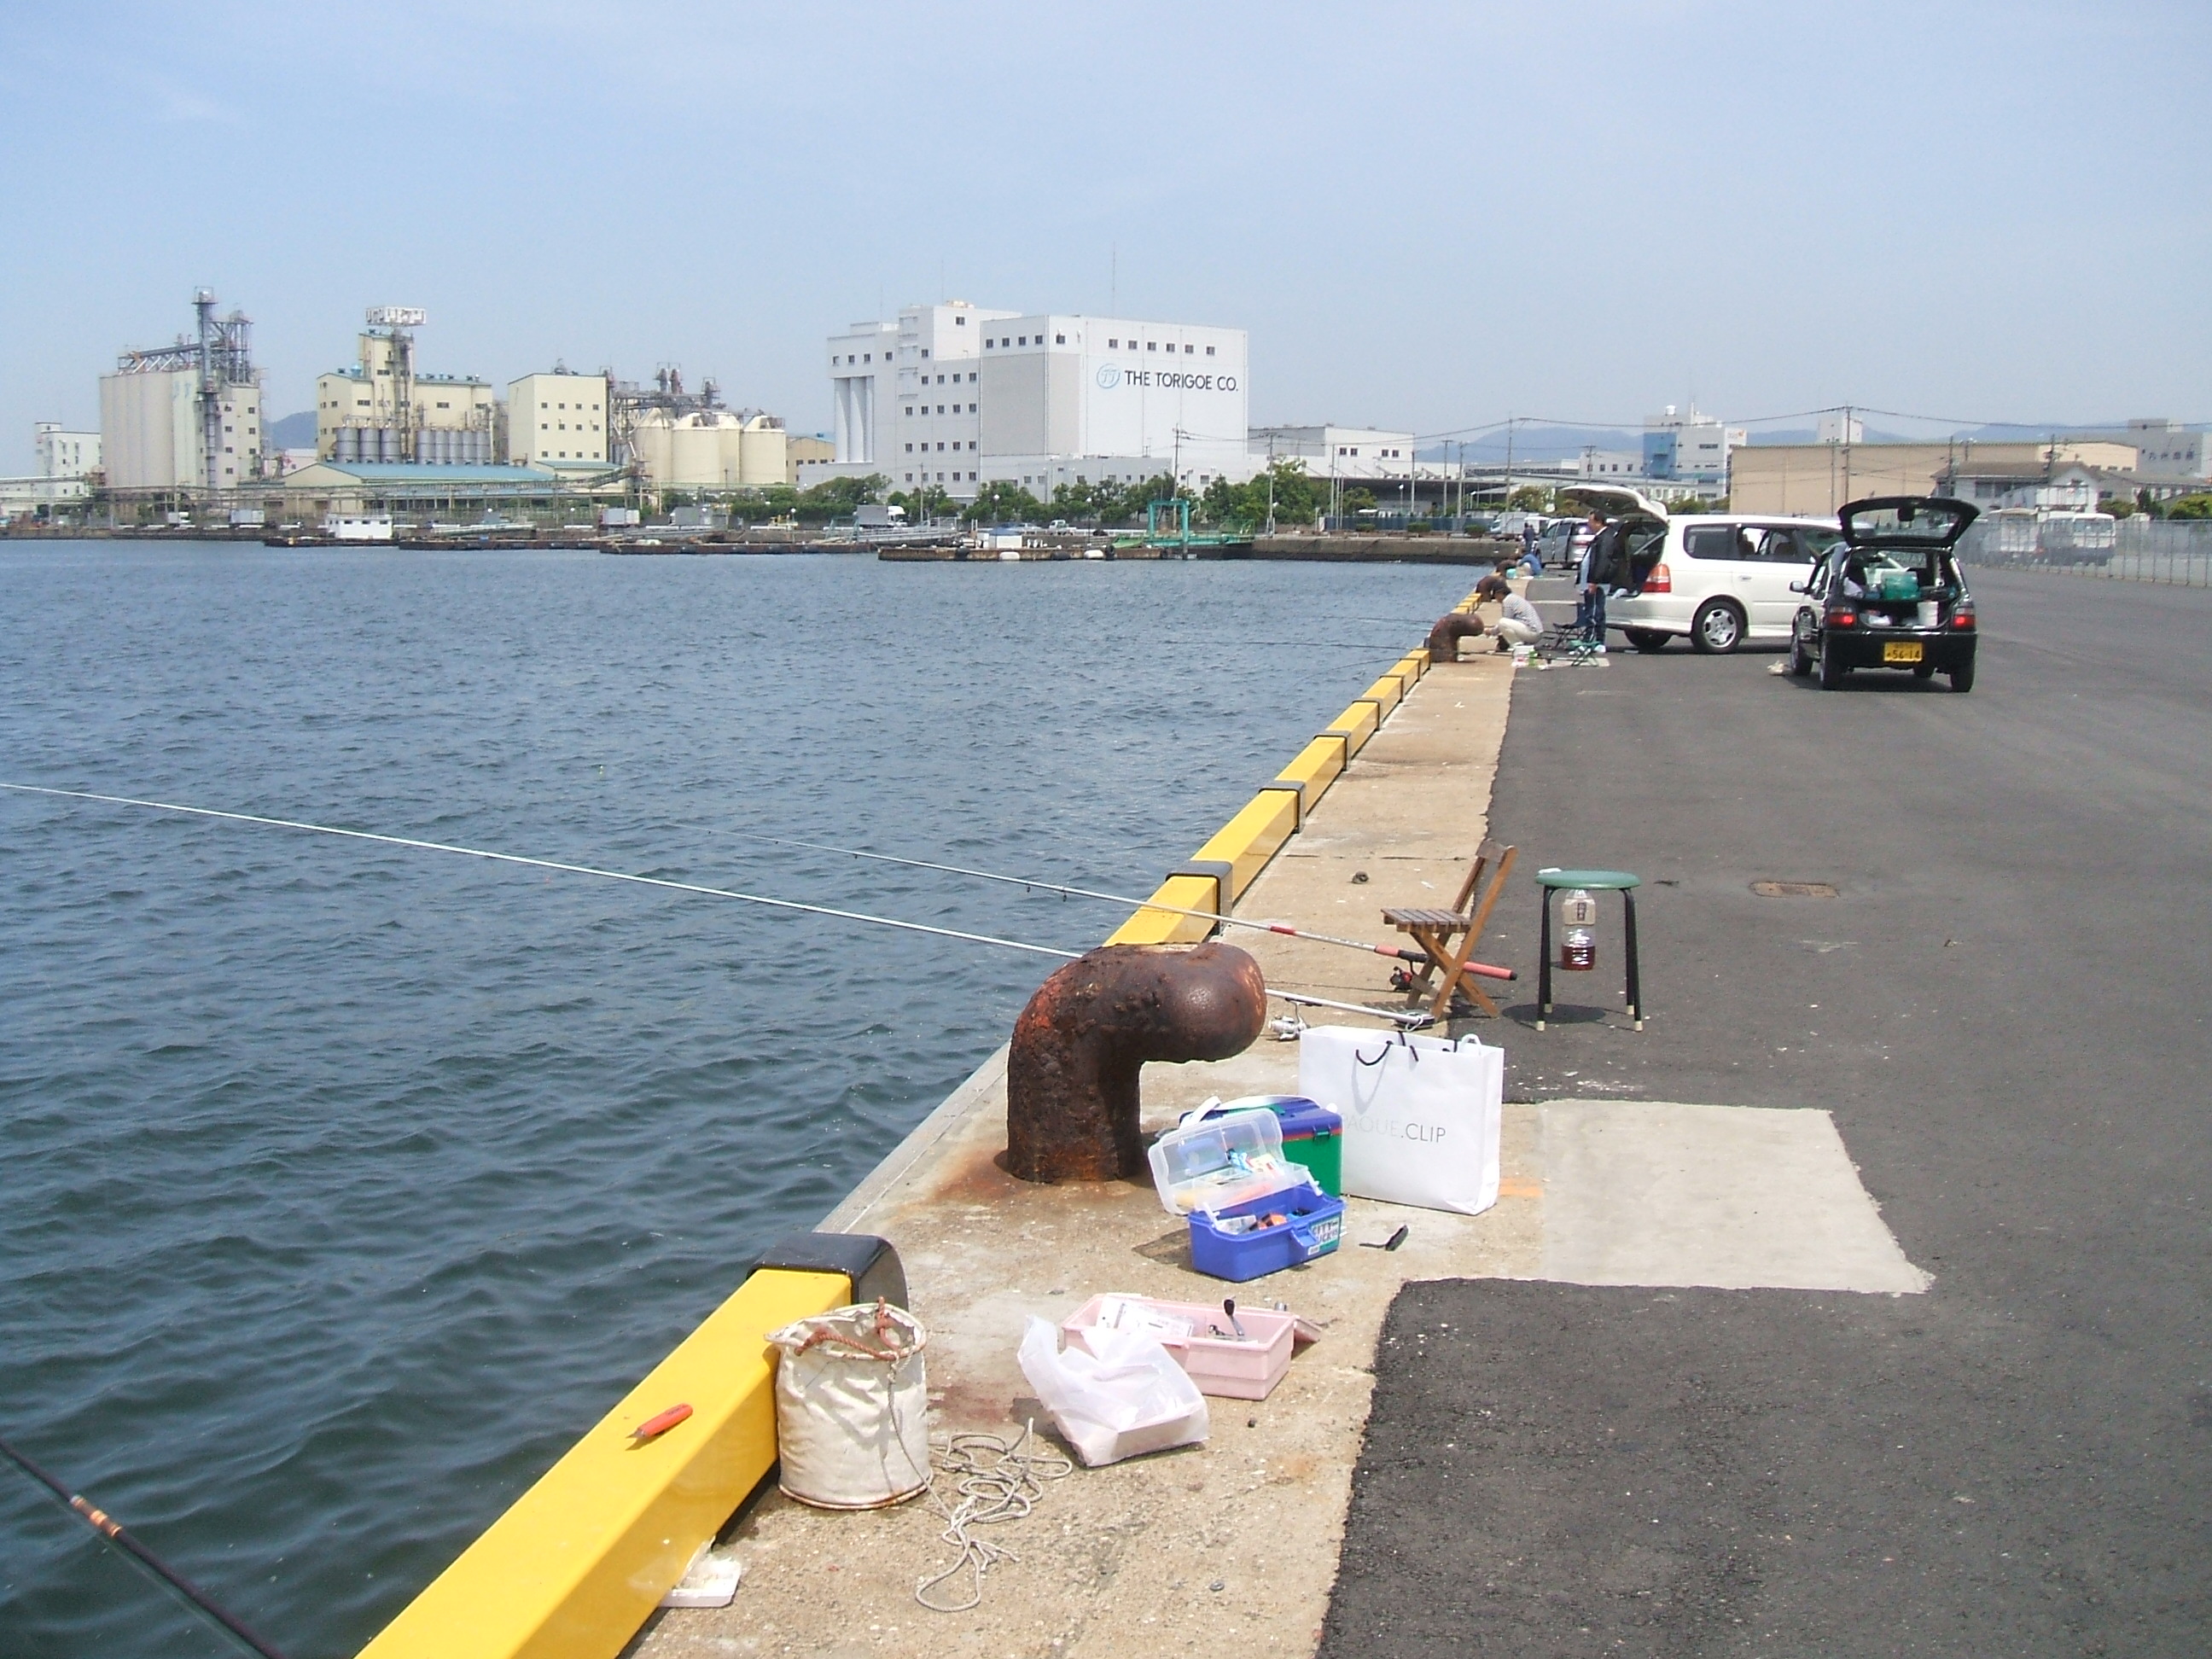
xmin=1506 ymin=484 xmax=1555 ymax=513
xmin=889 ymin=484 xmax=952 ymax=521
xmin=787 ymin=473 xmax=887 ymax=522
xmin=2166 ymin=492 xmax=2212 ymax=521
xmin=1341 ymin=487 xmax=1377 ymax=515
xmin=963 ymin=480 xmax=1046 ymax=525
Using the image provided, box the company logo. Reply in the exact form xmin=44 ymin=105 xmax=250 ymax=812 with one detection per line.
xmin=1093 ymin=365 xmax=1237 ymax=393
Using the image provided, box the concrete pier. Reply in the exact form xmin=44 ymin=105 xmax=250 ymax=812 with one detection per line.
xmin=633 ymin=606 xmax=1924 ymax=1658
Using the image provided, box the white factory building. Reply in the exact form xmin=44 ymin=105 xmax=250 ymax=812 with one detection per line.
xmin=805 ymin=301 xmax=1252 ymax=500
xmin=1248 ymin=425 xmax=1416 ymax=480
xmin=96 ymin=294 xmax=265 ymax=493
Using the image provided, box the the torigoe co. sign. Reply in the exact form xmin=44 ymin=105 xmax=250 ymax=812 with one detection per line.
xmin=1096 ymin=364 xmax=1237 ymax=393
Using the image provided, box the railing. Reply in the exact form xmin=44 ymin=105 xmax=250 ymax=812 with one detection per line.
xmin=1959 ymin=517 xmax=2212 ymax=588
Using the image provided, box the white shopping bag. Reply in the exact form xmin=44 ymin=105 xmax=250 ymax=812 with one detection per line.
xmin=1297 ymin=1025 xmax=1503 ymax=1214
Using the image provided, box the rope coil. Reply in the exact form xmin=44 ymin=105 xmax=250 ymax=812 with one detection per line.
xmin=913 ymin=1423 xmax=1073 ymax=1614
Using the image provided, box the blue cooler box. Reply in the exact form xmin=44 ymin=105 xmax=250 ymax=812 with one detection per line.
xmin=1189 ymin=1179 xmax=1347 ymax=1282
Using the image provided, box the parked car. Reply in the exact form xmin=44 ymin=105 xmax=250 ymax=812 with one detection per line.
xmin=1561 ymin=485 xmax=1843 ymax=654
xmin=1787 ymin=496 xmax=1979 ymax=692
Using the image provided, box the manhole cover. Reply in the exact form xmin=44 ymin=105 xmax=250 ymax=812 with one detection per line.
xmin=1752 ymin=880 xmax=1839 ymax=898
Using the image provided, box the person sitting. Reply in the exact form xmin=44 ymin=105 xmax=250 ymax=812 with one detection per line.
xmin=1476 ymin=574 xmax=1545 ymax=650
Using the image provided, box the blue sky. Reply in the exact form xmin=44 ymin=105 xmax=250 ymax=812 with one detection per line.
xmin=3 ymin=1 xmax=2206 ymax=470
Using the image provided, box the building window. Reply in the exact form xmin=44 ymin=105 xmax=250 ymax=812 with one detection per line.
xmin=905 ymin=473 xmax=913 ymax=482
xmin=1055 ymin=334 xmax=1066 ymax=344
xmin=1108 ymin=338 xmax=1118 ymax=348
xmin=1147 ymin=341 xmax=1157 ymax=352
xmin=1017 ymin=335 xmax=1027 ymax=346
xmin=956 ymin=315 xmax=965 ymax=325
xmin=1206 ymin=346 xmax=1216 ymax=356
xmin=1185 ymin=344 xmax=1194 ymax=354
xmin=905 ymin=444 xmax=913 ymax=452
xmin=921 ymin=349 xmax=929 ymax=358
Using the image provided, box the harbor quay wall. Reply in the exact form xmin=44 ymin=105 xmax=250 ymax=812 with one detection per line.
xmin=349 ymin=581 xmax=1488 ymax=1659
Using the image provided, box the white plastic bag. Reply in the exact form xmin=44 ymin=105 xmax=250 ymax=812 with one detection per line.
xmin=1297 ymin=1025 xmax=1503 ymax=1214
xmin=1017 ymin=1317 xmax=1208 ymax=1467
xmin=767 ymin=1301 xmax=933 ymax=1509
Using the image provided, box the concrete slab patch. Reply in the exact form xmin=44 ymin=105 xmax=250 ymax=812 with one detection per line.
xmin=1535 ymin=1099 xmax=1931 ymax=1294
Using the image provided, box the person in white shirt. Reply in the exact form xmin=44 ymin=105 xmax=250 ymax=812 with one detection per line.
xmin=1476 ymin=574 xmax=1545 ymax=648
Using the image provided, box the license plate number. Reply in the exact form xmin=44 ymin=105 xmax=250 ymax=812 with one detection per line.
xmin=1883 ymin=641 xmax=1924 ymax=664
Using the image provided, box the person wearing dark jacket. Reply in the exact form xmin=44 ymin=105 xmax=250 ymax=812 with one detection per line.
xmin=1575 ymin=512 xmax=1617 ymax=643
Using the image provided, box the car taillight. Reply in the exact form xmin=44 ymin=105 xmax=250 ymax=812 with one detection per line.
xmin=1951 ymin=602 xmax=1976 ymax=630
xmin=1642 ymin=562 xmax=1671 ymax=593
xmin=1827 ymin=607 xmax=1857 ymax=627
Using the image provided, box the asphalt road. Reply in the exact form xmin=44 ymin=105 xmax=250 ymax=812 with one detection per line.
xmin=1320 ymin=570 xmax=2212 ymax=1656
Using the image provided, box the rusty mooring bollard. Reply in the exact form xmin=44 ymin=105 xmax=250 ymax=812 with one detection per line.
xmin=1427 ymin=612 xmax=1487 ymax=663
xmin=1005 ymin=940 xmax=1267 ymax=1184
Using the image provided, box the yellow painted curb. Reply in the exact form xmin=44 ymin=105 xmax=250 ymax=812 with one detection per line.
xmin=1326 ymin=699 xmax=1381 ymax=755
xmin=1105 ymin=872 xmax=1225 ymax=946
xmin=1190 ymin=789 xmax=1301 ymax=904
xmin=356 ymin=1267 xmax=852 ymax=1659
xmin=1274 ymin=736 xmax=1348 ymax=820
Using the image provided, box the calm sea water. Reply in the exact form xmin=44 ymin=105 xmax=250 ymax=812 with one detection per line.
xmin=0 ymin=543 xmax=1471 ymax=1656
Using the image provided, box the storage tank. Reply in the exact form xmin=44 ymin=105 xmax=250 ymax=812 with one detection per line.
xmin=334 ymin=428 xmax=358 ymax=463
xmin=672 ymin=411 xmax=736 ymax=487
xmin=734 ymin=415 xmax=789 ymax=487
xmin=628 ymin=409 xmax=676 ymax=486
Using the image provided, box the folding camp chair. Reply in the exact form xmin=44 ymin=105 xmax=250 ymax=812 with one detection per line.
xmin=1536 ymin=614 xmax=1605 ymax=666
xmin=1382 ymin=840 xmax=1518 ymax=1019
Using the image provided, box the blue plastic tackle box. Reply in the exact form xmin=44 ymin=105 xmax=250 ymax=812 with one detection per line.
xmin=1188 ymin=1179 xmax=1347 ymax=1282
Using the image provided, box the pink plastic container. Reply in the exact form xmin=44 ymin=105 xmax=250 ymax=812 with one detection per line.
xmin=1061 ymin=1294 xmax=1298 ymax=1401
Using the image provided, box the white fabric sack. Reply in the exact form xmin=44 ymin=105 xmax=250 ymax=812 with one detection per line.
xmin=767 ymin=1301 xmax=933 ymax=1509
xmin=1017 ymin=1316 xmax=1208 ymax=1467
xmin=1297 ymin=1025 xmax=1504 ymax=1215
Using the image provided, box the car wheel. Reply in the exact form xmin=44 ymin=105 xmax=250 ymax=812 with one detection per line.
xmin=1912 ymin=661 xmax=1936 ymax=679
xmin=1624 ymin=628 xmax=1670 ymax=654
xmin=1690 ymin=599 xmax=1745 ymax=655
xmin=1949 ymin=658 xmax=1976 ymax=693
xmin=1818 ymin=643 xmax=1849 ymax=690
xmin=1787 ymin=629 xmax=1814 ymax=677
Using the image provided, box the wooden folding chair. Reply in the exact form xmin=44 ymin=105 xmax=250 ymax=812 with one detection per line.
xmin=1382 ymin=840 xmax=1518 ymax=1019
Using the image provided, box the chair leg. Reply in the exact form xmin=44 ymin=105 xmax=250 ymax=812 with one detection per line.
xmin=1623 ymin=890 xmax=1642 ymax=1030
xmin=1537 ymin=892 xmax=1553 ymax=1028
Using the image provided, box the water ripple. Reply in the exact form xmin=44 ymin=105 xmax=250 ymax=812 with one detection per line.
xmin=0 ymin=544 xmax=1470 ymax=1656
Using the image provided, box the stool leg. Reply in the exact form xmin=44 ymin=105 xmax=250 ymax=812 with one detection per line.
xmin=1623 ymin=889 xmax=1642 ymax=1030
xmin=1537 ymin=891 xmax=1552 ymax=1029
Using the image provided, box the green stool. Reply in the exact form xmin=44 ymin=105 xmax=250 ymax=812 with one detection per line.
xmin=1534 ymin=868 xmax=1643 ymax=1030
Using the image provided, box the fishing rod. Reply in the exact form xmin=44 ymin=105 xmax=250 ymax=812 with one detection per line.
xmin=0 ymin=783 xmax=1429 ymax=1027
xmin=0 ymin=1434 xmax=288 ymax=1659
xmin=726 ymin=829 xmax=1516 ymax=984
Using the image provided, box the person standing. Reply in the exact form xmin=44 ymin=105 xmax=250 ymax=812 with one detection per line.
xmin=1575 ymin=510 xmax=1612 ymax=643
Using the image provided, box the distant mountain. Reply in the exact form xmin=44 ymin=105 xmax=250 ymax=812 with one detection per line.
xmin=267 ymin=410 xmax=317 ymax=448
xmin=1418 ymin=426 xmax=1640 ymax=464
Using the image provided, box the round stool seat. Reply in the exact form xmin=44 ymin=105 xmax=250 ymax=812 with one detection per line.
xmin=1534 ymin=867 xmax=1639 ymax=890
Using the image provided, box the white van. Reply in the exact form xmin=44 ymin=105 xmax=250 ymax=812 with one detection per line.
xmin=1562 ymin=485 xmax=1842 ymax=654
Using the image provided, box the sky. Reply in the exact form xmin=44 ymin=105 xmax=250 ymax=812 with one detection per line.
xmin=3 ymin=0 xmax=2207 ymax=472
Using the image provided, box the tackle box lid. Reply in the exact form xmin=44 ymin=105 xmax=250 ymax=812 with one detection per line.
xmin=1185 ymin=1093 xmax=1339 ymax=1142
xmin=1148 ymin=1107 xmax=1307 ymax=1217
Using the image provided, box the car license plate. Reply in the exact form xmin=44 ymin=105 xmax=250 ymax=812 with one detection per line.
xmin=1883 ymin=641 xmax=1924 ymax=664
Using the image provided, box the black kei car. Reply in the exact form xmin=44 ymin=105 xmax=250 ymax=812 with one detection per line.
xmin=1789 ymin=496 xmax=1980 ymax=692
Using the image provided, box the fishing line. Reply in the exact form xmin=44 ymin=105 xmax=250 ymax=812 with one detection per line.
xmin=724 ymin=828 xmax=1515 ymax=983
xmin=0 ymin=1435 xmax=288 ymax=1659
xmin=2 ymin=783 xmax=1428 ymax=1025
